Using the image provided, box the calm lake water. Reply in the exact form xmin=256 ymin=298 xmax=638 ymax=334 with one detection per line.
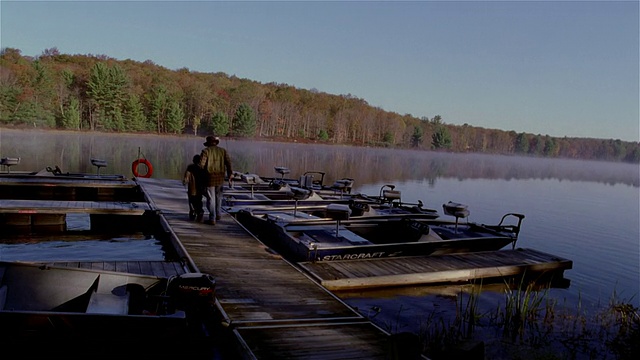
xmin=1 ymin=129 xmax=638 ymax=357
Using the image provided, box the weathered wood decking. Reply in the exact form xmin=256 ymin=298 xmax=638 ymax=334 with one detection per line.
xmin=137 ymin=177 xmax=406 ymax=360
xmin=44 ymin=260 xmax=188 ymax=278
xmin=0 ymin=173 xmax=143 ymax=202
xmin=0 ymin=171 xmax=134 ymax=186
xmin=299 ymin=248 xmax=572 ymax=290
xmin=0 ymin=199 xmax=150 ymax=214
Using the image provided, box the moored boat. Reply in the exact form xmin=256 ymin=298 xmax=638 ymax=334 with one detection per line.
xmin=224 ymin=170 xmax=440 ymax=219
xmin=236 ymin=202 xmax=525 ymax=262
xmin=0 ymin=261 xmax=216 ymax=339
xmin=0 ymin=158 xmax=127 ymax=181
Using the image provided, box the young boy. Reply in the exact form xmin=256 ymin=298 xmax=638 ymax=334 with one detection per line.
xmin=183 ymin=154 xmax=206 ymax=221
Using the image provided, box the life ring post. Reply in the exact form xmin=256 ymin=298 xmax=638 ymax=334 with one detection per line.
xmin=132 ymin=158 xmax=153 ymax=178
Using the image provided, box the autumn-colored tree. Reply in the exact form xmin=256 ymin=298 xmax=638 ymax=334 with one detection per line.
xmin=0 ymin=49 xmax=637 ymax=163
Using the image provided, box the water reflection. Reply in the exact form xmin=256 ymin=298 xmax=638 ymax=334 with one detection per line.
xmin=1 ymin=129 xmax=638 ymax=187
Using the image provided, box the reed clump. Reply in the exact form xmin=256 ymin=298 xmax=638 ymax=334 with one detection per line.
xmin=372 ymin=276 xmax=639 ymax=360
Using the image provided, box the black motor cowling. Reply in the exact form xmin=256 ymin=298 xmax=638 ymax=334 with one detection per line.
xmin=167 ymin=273 xmax=216 ymax=312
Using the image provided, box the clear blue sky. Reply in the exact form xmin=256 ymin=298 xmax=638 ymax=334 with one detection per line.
xmin=2 ymin=0 xmax=638 ymax=141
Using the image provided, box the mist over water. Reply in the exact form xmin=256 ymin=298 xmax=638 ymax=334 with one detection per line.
xmin=1 ymin=129 xmax=637 ymax=187
xmin=1 ymin=129 xmax=639 ymax=354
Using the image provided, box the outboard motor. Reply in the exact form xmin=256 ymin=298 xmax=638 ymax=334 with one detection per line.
xmin=299 ymin=174 xmax=315 ymax=188
xmin=167 ymin=273 xmax=216 ymax=315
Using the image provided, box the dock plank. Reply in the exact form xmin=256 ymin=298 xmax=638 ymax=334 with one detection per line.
xmin=235 ymin=323 xmax=394 ymax=360
xmin=0 ymin=199 xmax=149 ymax=215
xmin=45 ymin=261 xmax=186 ymax=277
xmin=0 ymin=175 xmax=137 ymax=188
xmin=299 ymin=249 xmax=573 ymax=290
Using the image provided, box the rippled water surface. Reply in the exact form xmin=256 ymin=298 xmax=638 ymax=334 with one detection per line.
xmin=0 ymin=215 xmax=166 ymax=262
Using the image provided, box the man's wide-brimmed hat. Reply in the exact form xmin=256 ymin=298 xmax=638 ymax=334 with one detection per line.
xmin=204 ymin=136 xmax=220 ymax=146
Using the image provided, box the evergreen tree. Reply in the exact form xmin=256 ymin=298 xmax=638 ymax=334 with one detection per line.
xmin=211 ymin=111 xmax=230 ymax=136
xmin=166 ymin=99 xmax=185 ymax=134
xmin=515 ymin=133 xmax=530 ymax=154
xmin=543 ymin=136 xmax=557 ymax=156
xmin=61 ymin=97 xmax=81 ymax=129
xmin=123 ymin=94 xmax=147 ymax=132
xmin=318 ymin=129 xmax=329 ymax=141
xmin=232 ymin=103 xmax=256 ymax=137
xmin=382 ymin=132 xmax=393 ymax=145
xmin=87 ymin=62 xmax=129 ymax=131
xmin=149 ymin=85 xmax=168 ymax=134
xmin=106 ymin=64 xmax=128 ymax=131
xmin=87 ymin=62 xmax=109 ymax=129
xmin=0 ymin=81 xmax=19 ymax=124
xmin=431 ymin=125 xmax=452 ymax=150
xmin=411 ymin=126 xmax=423 ymax=147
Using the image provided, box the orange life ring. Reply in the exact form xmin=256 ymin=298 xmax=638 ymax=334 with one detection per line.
xmin=132 ymin=158 xmax=153 ymax=178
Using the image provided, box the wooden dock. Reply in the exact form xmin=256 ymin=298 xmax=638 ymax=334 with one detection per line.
xmin=136 ymin=177 xmax=408 ymax=360
xmin=44 ymin=260 xmax=189 ymax=278
xmin=0 ymin=173 xmax=142 ymax=201
xmin=0 ymin=199 xmax=150 ymax=214
xmin=0 ymin=173 xmax=135 ymax=187
xmin=299 ymin=248 xmax=573 ymax=290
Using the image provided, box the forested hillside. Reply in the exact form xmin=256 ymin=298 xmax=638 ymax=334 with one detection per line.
xmin=1 ymin=47 xmax=638 ymax=163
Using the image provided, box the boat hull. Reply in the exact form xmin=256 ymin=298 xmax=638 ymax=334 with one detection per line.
xmin=0 ymin=262 xmax=215 ymax=339
xmin=236 ymin=210 xmax=515 ymax=262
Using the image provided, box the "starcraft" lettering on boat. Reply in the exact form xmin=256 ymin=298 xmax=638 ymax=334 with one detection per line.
xmin=321 ymin=252 xmax=387 ymax=261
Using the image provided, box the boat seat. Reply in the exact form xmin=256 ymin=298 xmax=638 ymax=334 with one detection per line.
xmin=443 ymin=201 xmax=470 ymax=233
xmin=274 ymin=166 xmax=290 ymax=178
xmin=290 ymin=187 xmax=312 ymax=200
xmin=443 ymin=202 xmax=470 ymax=219
xmin=241 ymin=173 xmax=263 ymax=184
xmin=382 ymin=189 xmax=402 ymax=202
xmin=325 ymin=203 xmax=351 ymax=221
xmin=86 ymin=291 xmax=130 ymax=315
xmin=331 ymin=178 xmax=354 ymax=194
xmin=1 ymin=157 xmax=20 ymax=173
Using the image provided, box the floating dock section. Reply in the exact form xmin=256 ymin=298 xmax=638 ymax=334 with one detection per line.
xmin=299 ymin=248 xmax=572 ymax=290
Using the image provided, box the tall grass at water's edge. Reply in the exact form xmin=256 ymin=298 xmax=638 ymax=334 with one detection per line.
xmin=370 ymin=276 xmax=639 ymax=360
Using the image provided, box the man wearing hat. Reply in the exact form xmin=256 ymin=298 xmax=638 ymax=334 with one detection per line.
xmin=199 ymin=135 xmax=232 ymax=224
